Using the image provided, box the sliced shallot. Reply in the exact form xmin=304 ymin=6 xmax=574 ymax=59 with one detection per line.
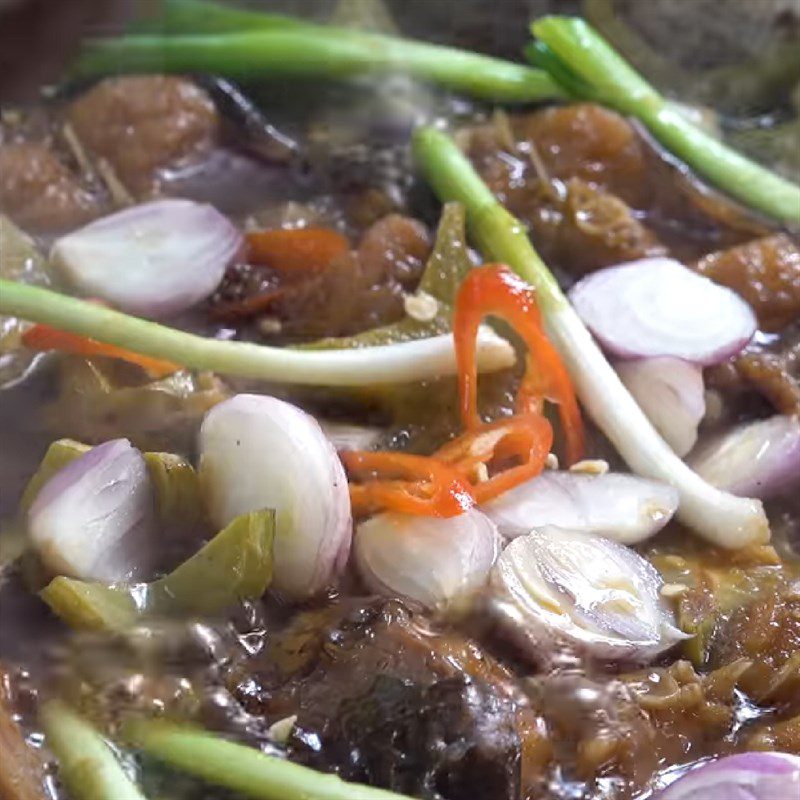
xmin=482 ymin=471 xmax=678 ymax=544
xmin=198 ymin=394 xmax=352 ymax=600
xmin=50 ymin=199 xmax=242 ymax=319
xmin=27 ymin=439 xmax=155 ymax=581
xmin=489 ymin=527 xmax=687 ymax=664
xmin=569 ymin=257 xmax=756 ymax=365
xmin=615 ymin=357 xmax=705 ymax=456
xmin=355 ymin=509 xmax=501 ymax=611
xmin=688 ymin=415 xmax=800 ymax=500
xmin=652 ymin=752 xmax=800 ymax=800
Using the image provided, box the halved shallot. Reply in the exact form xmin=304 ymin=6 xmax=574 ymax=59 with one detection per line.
xmin=688 ymin=415 xmax=800 ymax=500
xmin=615 ymin=357 xmax=705 ymax=457
xmin=489 ymin=527 xmax=687 ymax=663
xmin=569 ymin=258 xmax=756 ymax=365
xmin=652 ymin=752 xmax=800 ymax=800
xmin=27 ymin=439 xmax=156 ymax=581
xmin=355 ymin=508 xmax=502 ymax=610
xmin=50 ymin=199 xmax=242 ymax=318
xmin=198 ymin=394 xmax=352 ymax=600
xmin=482 ymin=471 xmax=678 ymax=544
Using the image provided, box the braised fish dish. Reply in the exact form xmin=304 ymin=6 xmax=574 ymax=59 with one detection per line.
xmin=0 ymin=2 xmax=798 ymax=799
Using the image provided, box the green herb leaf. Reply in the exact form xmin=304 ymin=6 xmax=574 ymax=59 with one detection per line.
xmin=41 ymin=510 xmax=275 ymax=631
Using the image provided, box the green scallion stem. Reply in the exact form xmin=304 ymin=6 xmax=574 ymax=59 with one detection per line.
xmin=75 ymin=27 xmax=564 ymax=104
xmin=0 ymin=280 xmax=512 ymax=385
xmin=412 ymin=125 xmax=769 ymax=549
xmin=412 ymin=127 xmax=565 ymax=312
xmin=134 ymin=0 xmax=305 ymax=34
xmin=530 ymin=16 xmax=800 ymax=225
xmin=124 ymin=718 xmax=414 ymax=800
xmin=41 ymin=701 xmax=147 ymax=800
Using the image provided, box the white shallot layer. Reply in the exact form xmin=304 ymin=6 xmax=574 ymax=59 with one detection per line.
xmin=569 ymin=257 xmax=756 ymax=365
xmin=198 ymin=394 xmax=352 ymax=600
xmin=482 ymin=471 xmax=678 ymax=544
xmin=490 ymin=527 xmax=688 ymax=664
xmin=615 ymin=357 xmax=706 ymax=457
xmin=50 ymin=199 xmax=242 ymax=318
xmin=27 ymin=438 xmax=155 ymax=581
xmin=688 ymin=415 xmax=800 ymax=500
xmin=356 ymin=509 xmax=502 ymax=611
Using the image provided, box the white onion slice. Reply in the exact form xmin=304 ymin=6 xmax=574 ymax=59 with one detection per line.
xmin=198 ymin=394 xmax=352 ymax=600
xmin=569 ymin=258 xmax=756 ymax=365
xmin=688 ymin=415 xmax=800 ymax=500
xmin=50 ymin=199 xmax=242 ymax=318
xmin=615 ymin=357 xmax=705 ymax=456
xmin=482 ymin=471 xmax=678 ymax=544
xmin=355 ymin=509 xmax=502 ymax=611
xmin=27 ymin=439 xmax=155 ymax=581
xmin=653 ymin=752 xmax=800 ymax=800
xmin=489 ymin=527 xmax=688 ymax=663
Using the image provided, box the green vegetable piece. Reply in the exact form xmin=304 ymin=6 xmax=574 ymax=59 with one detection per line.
xmin=20 ymin=439 xmax=90 ymax=513
xmin=143 ymin=451 xmax=203 ymax=529
xmin=413 ymin=128 xmax=565 ymax=314
xmin=124 ymin=717 xmax=417 ymax=800
xmin=148 ymin=509 xmax=274 ymax=616
xmin=303 ymin=202 xmax=471 ymax=350
xmin=41 ymin=701 xmax=147 ymax=800
xmin=40 ymin=578 xmax=139 ymax=631
xmin=417 ymin=202 xmax=473 ymax=305
xmin=41 ymin=510 xmax=275 ymax=631
xmin=0 ymin=216 xmax=52 ymax=387
xmin=0 ymin=217 xmax=51 ymax=288
xmin=75 ymin=8 xmax=563 ymax=104
xmin=528 ymin=16 xmax=800 ymax=225
xmin=134 ymin=0 xmax=304 ymax=34
xmin=0 ymin=279 xmax=511 ymax=386
xmin=681 ymin=614 xmax=716 ymax=668
xmin=47 ymin=360 xmax=229 ymax=454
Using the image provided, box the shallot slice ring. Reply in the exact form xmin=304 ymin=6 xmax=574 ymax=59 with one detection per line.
xmin=569 ymin=257 xmax=757 ymax=365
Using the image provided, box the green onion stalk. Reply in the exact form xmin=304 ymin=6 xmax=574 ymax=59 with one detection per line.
xmin=133 ymin=0 xmax=307 ymax=34
xmin=40 ymin=702 xmax=147 ymax=800
xmin=124 ymin=718 xmax=416 ymax=800
xmin=528 ymin=16 xmax=800 ymax=225
xmin=413 ymin=126 xmax=769 ymax=549
xmin=76 ymin=4 xmax=564 ymax=105
xmin=0 ymin=280 xmax=513 ymax=386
